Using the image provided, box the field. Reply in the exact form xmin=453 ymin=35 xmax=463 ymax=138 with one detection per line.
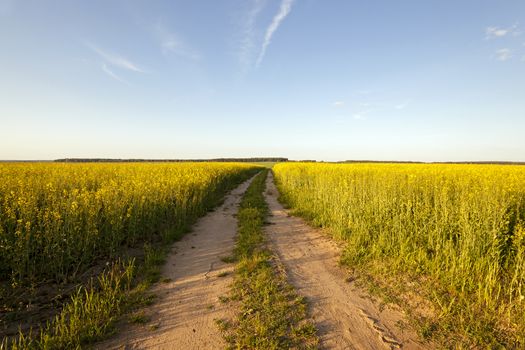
xmin=0 ymin=162 xmax=259 ymax=347
xmin=273 ymin=162 xmax=525 ymax=346
xmin=3 ymin=161 xmax=525 ymax=348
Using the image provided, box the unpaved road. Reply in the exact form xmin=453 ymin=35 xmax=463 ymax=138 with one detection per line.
xmin=97 ymin=176 xmax=254 ymax=350
xmin=264 ymin=173 xmax=428 ymax=350
xmin=99 ymin=172 xmax=429 ymax=350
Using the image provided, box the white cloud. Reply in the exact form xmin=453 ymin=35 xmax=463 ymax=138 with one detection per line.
xmin=87 ymin=44 xmax=144 ymax=73
xmin=154 ymin=22 xmax=200 ymax=60
xmin=333 ymin=101 xmax=345 ymax=107
xmin=395 ymin=101 xmax=410 ymax=110
xmin=256 ymin=0 xmax=294 ymax=68
xmin=352 ymin=106 xmax=373 ymax=120
xmin=486 ymin=24 xmax=520 ymax=39
xmin=495 ymin=48 xmax=513 ymax=61
xmin=101 ymin=64 xmax=129 ymax=84
xmin=238 ymin=0 xmax=267 ymax=70
xmin=486 ymin=26 xmax=509 ymax=38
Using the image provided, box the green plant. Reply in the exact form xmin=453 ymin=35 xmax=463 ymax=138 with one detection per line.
xmin=224 ymin=170 xmax=318 ymax=349
xmin=274 ymin=162 xmax=525 ymax=347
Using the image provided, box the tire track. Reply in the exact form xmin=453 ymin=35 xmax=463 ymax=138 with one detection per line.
xmin=95 ymin=176 xmax=255 ymax=350
xmin=264 ymin=172 xmax=428 ymax=350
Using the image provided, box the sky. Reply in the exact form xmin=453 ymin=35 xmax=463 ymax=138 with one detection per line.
xmin=1 ymin=0 xmax=524 ymax=162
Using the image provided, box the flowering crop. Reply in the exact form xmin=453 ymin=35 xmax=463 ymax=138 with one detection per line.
xmin=274 ymin=162 xmax=525 ymax=345
xmin=0 ymin=162 xmax=258 ymax=285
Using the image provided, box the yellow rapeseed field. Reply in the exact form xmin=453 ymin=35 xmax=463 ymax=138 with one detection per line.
xmin=0 ymin=162 xmax=257 ymax=285
xmin=274 ymin=162 xmax=525 ymax=345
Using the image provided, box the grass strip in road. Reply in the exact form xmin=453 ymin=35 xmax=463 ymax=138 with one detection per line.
xmin=223 ymin=170 xmax=318 ymax=349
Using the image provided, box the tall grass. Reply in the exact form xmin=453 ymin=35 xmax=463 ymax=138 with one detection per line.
xmin=1 ymin=259 xmax=135 ymax=349
xmin=274 ymin=162 xmax=525 ymax=346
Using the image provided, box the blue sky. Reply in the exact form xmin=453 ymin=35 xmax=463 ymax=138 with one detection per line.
xmin=1 ymin=0 xmax=524 ymax=161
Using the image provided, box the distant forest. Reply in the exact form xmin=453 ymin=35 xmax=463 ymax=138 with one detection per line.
xmin=3 ymin=158 xmax=522 ymax=165
xmin=54 ymin=158 xmax=289 ymax=163
xmin=341 ymin=160 xmax=525 ymax=165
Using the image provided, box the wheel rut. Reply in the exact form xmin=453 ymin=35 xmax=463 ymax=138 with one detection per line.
xmin=95 ymin=176 xmax=255 ymax=350
xmin=264 ymin=172 xmax=428 ymax=350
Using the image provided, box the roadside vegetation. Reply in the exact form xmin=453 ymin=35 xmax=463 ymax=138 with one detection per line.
xmin=274 ymin=162 xmax=525 ymax=348
xmin=0 ymin=162 xmax=259 ymax=349
xmin=222 ymin=169 xmax=318 ymax=349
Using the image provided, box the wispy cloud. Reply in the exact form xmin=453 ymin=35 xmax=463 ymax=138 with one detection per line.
xmin=87 ymin=43 xmax=144 ymax=73
xmin=395 ymin=101 xmax=410 ymax=110
xmin=333 ymin=101 xmax=345 ymax=107
xmin=154 ymin=22 xmax=200 ymax=60
xmin=486 ymin=26 xmax=510 ymax=38
xmin=351 ymin=106 xmax=374 ymax=120
xmin=495 ymin=48 xmax=513 ymax=61
xmin=256 ymin=0 xmax=294 ymax=68
xmin=101 ymin=63 xmax=129 ymax=84
xmin=486 ymin=24 xmax=520 ymax=39
xmin=484 ymin=24 xmax=524 ymax=62
xmin=238 ymin=0 xmax=267 ymax=71
xmin=349 ymin=98 xmax=409 ymax=120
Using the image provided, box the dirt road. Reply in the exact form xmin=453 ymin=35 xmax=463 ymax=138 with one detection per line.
xmin=264 ymin=173 xmax=427 ymax=350
xmin=97 ymin=176 xmax=254 ymax=350
xmin=99 ymin=172 xmax=429 ymax=350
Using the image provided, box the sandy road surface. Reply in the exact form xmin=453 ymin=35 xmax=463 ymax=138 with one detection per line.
xmin=264 ymin=172 xmax=428 ymax=350
xmin=96 ymin=176 xmax=254 ymax=350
